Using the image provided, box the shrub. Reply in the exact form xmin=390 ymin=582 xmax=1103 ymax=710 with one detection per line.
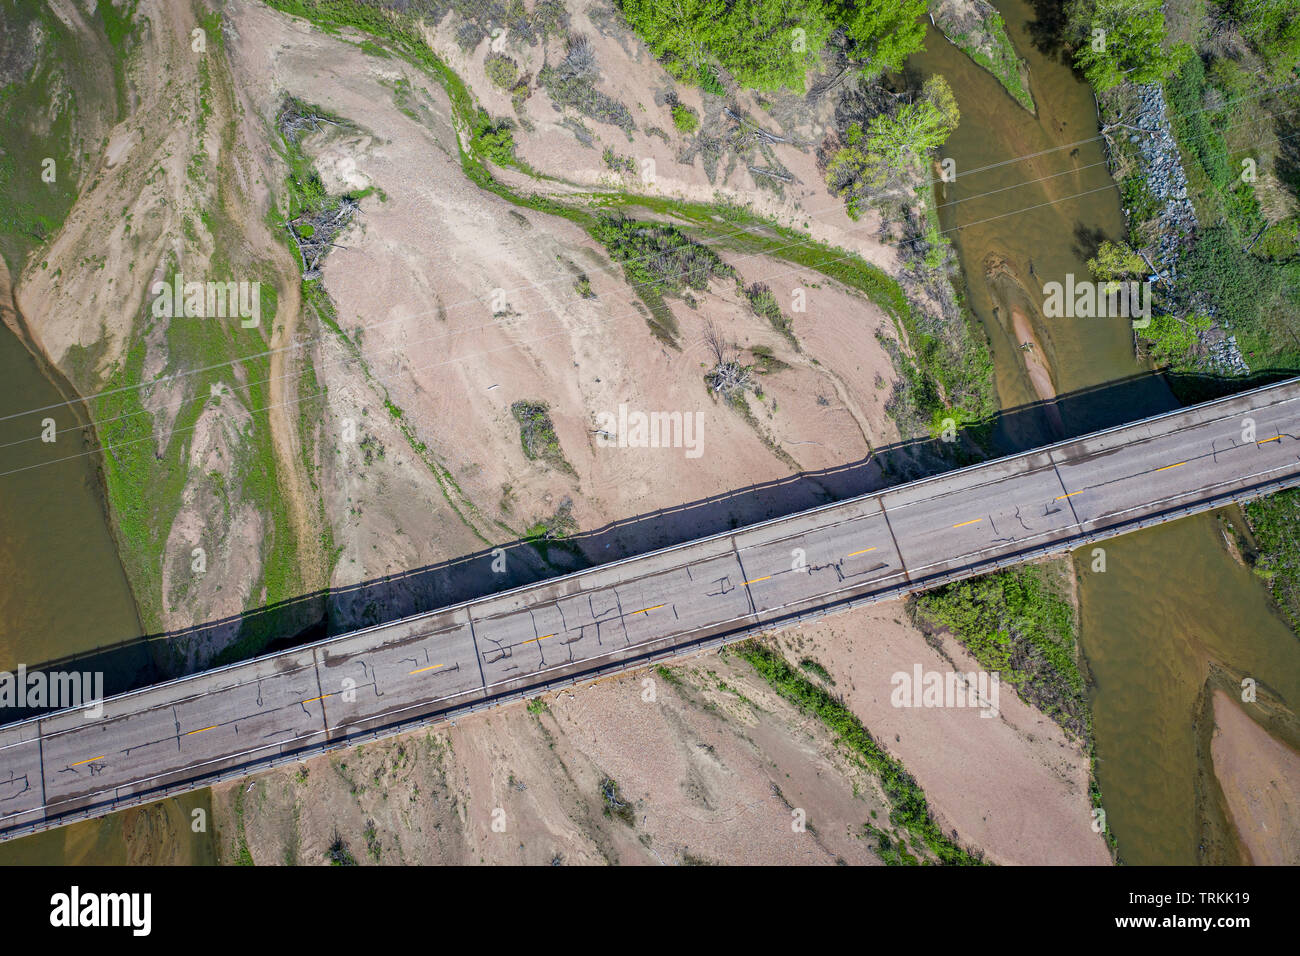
xmin=590 ymin=215 xmax=735 ymax=296
xmin=511 ymin=400 xmax=568 ymax=470
xmin=469 ymin=110 xmax=518 ymax=166
xmin=671 ymin=101 xmax=699 ymax=133
xmin=484 ymin=52 xmax=519 ymax=90
xmin=1140 ymin=312 xmax=1211 ymax=368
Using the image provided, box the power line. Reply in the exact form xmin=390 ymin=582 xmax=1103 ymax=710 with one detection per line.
xmin=3 ymin=75 xmax=1292 ymax=429
xmin=0 ymin=178 xmax=1125 ymax=480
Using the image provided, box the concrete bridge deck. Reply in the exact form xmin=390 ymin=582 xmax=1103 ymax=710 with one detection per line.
xmin=3 ymin=377 xmax=1299 ymax=841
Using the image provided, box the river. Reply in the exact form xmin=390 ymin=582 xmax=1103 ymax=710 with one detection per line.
xmin=917 ymin=0 xmax=1300 ymax=864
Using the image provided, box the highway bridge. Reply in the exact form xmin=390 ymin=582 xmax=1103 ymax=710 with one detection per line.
xmin=3 ymin=377 xmax=1300 ymax=841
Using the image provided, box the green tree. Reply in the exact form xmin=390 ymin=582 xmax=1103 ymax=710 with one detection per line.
xmin=619 ymin=0 xmax=726 ymax=83
xmin=1086 ymin=239 xmax=1146 ymax=280
xmin=721 ymin=0 xmax=834 ymax=92
xmin=1071 ymin=0 xmax=1191 ymax=91
xmin=840 ymin=0 xmax=929 ymax=78
xmin=864 ymin=75 xmax=959 ymax=169
xmin=826 ymin=76 xmax=958 ymax=216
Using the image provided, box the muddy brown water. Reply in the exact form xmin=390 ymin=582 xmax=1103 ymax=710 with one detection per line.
xmin=0 ymin=789 xmax=216 ymax=866
xmin=915 ymin=0 xmax=1300 ymax=864
xmin=0 ymin=301 xmax=142 ymax=672
xmin=0 ymin=287 xmax=215 ymax=863
xmin=1078 ymin=514 xmax=1300 ymax=863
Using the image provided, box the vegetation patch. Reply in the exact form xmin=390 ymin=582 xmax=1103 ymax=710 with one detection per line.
xmin=799 ymin=657 xmax=834 ymax=684
xmin=909 ymin=566 xmax=1088 ymax=740
xmin=538 ymin=36 xmax=635 ymax=136
xmin=617 ymin=0 xmax=927 ymax=93
xmin=484 ymin=51 xmax=519 ymax=90
xmin=591 ymin=215 xmax=735 ymax=297
xmin=1244 ymin=490 xmax=1300 ymax=632
xmin=326 ymin=828 xmax=357 ymax=865
xmin=510 ymin=399 xmax=572 ymax=473
xmin=599 ymin=776 xmax=635 ymax=826
xmin=591 ymin=214 xmax=735 ymax=345
xmin=670 ymin=101 xmax=699 ymax=134
xmin=524 ymin=497 xmax=581 ymax=566
xmin=1070 ymin=0 xmax=1192 ymax=92
xmin=736 ymin=639 xmax=982 ymax=865
xmin=937 ymin=5 xmax=1034 ymax=112
xmin=0 ymin=0 xmax=96 ymax=272
xmin=470 ymin=109 xmax=524 ymax=170
xmin=742 ymin=280 xmax=796 ymax=347
xmin=825 ymin=76 xmax=959 ymax=220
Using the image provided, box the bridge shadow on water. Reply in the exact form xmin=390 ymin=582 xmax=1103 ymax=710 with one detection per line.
xmin=5 ymin=367 xmax=1291 ymax=722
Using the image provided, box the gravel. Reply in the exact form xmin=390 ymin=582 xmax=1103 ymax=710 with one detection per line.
xmin=1114 ymin=83 xmax=1250 ymax=374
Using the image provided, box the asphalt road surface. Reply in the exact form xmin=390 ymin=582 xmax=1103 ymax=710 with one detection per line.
xmin=3 ymin=378 xmax=1299 ymax=840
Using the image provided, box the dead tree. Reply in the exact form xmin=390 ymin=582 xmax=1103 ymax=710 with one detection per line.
xmin=702 ymin=319 xmax=753 ymax=402
xmin=277 ymin=97 xmax=341 ymax=144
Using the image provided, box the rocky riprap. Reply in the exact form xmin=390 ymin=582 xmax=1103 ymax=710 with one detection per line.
xmin=1110 ymin=83 xmax=1249 ymax=373
xmin=1205 ymin=334 xmax=1251 ymax=375
xmin=1118 ymin=83 xmax=1198 ymax=278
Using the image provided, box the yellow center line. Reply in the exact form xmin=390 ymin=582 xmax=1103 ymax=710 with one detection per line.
xmin=630 ymin=604 xmax=665 ymax=615
xmin=301 ymin=695 xmax=326 ymax=705
xmin=1155 ymin=462 xmax=1186 ymax=472
xmin=742 ymin=576 xmax=771 ymax=586
xmin=70 ymin=756 xmax=105 ymax=767
xmin=408 ymin=664 xmax=444 ymax=675
xmin=521 ymin=634 xmax=554 ymax=646
xmin=184 ymin=725 xmax=217 ymax=736
xmin=1055 ymin=491 xmax=1081 ymax=500
xmin=1259 ymin=436 xmax=1281 ymax=444
xmin=847 ymin=548 xmax=877 ymax=557
xmin=952 ymin=518 xmax=982 ymax=528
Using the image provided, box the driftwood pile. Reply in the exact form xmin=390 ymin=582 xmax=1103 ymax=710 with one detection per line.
xmin=289 ymin=197 xmax=358 ymax=280
xmin=276 ymin=97 xmax=340 ymax=144
xmin=276 ymin=97 xmax=359 ymax=279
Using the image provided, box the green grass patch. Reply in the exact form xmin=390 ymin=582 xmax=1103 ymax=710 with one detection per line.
xmin=945 ymin=12 xmax=1035 ymax=112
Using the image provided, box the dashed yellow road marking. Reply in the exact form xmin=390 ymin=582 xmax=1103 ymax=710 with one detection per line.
xmin=184 ymin=726 xmax=217 ymax=737
xmin=630 ymin=604 xmax=665 ymax=615
xmin=408 ymin=664 xmax=444 ymax=675
xmin=952 ymin=518 xmax=982 ymax=528
xmin=301 ymin=695 xmax=326 ymax=705
xmin=742 ymin=576 xmax=771 ymax=586
xmin=1155 ymin=462 xmax=1186 ymax=472
xmin=70 ymin=756 xmax=105 ymax=767
xmin=1055 ymin=491 xmax=1081 ymax=501
xmin=521 ymin=634 xmax=554 ymax=646
xmin=847 ymin=547 xmax=877 ymax=557
xmin=1259 ymin=436 xmax=1281 ymax=444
